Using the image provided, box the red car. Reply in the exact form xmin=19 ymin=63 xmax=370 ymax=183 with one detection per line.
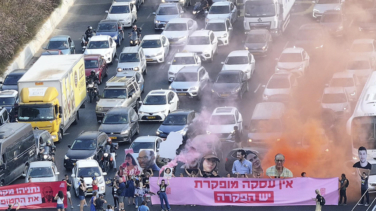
xmin=84 ymin=54 xmax=108 ymax=84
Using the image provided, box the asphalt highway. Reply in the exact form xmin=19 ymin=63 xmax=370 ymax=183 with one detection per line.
xmin=13 ymin=0 xmax=369 ymax=210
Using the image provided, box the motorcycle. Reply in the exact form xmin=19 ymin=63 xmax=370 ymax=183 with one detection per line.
xmin=86 ymin=77 xmax=99 ymax=103
xmin=81 ymin=31 xmax=96 ymax=53
xmin=192 ymin=2 xmax=205 ymax=18
xmin=129 ymin=31 xmax=141 ymax=46
xmin=101 ymin=144 xmax=118 ymax=173
xmin=39 ymin=145 xmax=56 ymax=162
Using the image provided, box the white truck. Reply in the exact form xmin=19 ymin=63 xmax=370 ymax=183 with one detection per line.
xmin=243 ymin=0 xmax=295 ymax=35
xmin=17 ymin=55 xmax=87 ymax=142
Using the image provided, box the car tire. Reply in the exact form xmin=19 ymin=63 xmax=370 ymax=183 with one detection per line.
xmin=73 ymin=111 xmax=79 ymax=125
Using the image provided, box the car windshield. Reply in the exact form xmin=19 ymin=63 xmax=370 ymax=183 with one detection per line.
xmin=77 ymin=167 xmax=101 ymax=177
xmin=71 ymin=139 xmax=97 ymax=150
xmin=120 ymin=53 xmax=140 ymax=62
xmin=347 ymin=60 xmax=371 ymax=70
xmin=172 ymin=57 xmax=196 ymax=65
xmin=141 ymin=40 xmax=161 ymax=48
xmin=97 ymin=23 xmax=118 ymax=32
xmin=205 ymin=23 xmax=226 ymax=31
xmin=297 ymin=29 xmax=322 ymax=40
xmin=174 ymin=72 xmax=197 ymax=82
xmin=317 ymin=0 xmax=340 ymax=3
xmin=225 ymin=56 xmax=248 ymax=64
xmin=85 ymin=59 xmax=99 ymax=68
xmin=321 ymin=14 xmax=342 ymax=23
xmin=157 ymin=6 xmax=178 ymax=15
xmin=279 ymin=53 xmax=302 ymax=62
xmin=4 ymin=75 xmax=22 ymax=85
xmin=246 ymin=34 xmax=267 ymax=43
xmin=88 ymin=41 xmax=109 ymax=49
xmin=46 ymin=40 xmax=68 ymax=50
xmin=102 ymin=89 xmax=127 ymax=99
xmin=330 ymin=78 xmax=354 ymax=87
xmin=351 ymin=43 xmax=374 ymax=52
xmin=267 ymin=77 xmax=290 ymax=89
xmin=188 ymin=36 xmax=210 ymax=45
xmin=216 ymin=73 xmax=240 ymax=83
xmin=165 ymin=23 xmax=187 ymax=31
xmin=0 ymin=97 xmax=16 ymax=105
xmin=250 ymin=119 xmax=282 ymax=133
xmin=110 ymin=5 xmax=130 ymax=13
xmin=163 ymin=115 xmax=187 ymax=125
xmin=322 ymin=93 xmax=347 ymax=103
xmin=130 ymin=142 xmax=155 ymax=153
xmin=143 ymin=95 xmax=166 ymax=105
xmin=18 ymin=106 xmax=54 ymax=121
xmin=209 ymin=6 xmax=230 ymax=14
xmin=210 ymin=115 xmax=235 ymax=125
xmin=244 ymin=1 xmax=275 ymax=17
xmin=29 ymin=167 xmax=54 ymax=178
xmin=103 ymin=114 xmax=128 ymax=124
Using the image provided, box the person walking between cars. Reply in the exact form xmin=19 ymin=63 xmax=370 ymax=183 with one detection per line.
xmin=78 ymin=181 xmax=86 ymax=211
xmin=359 ymin=172 xmax=369 ymax=206
xmin=118 ymin=178 xmax=126 ymax=211
xmin=95 ymin=194 xmax=107 ymax=211
xmin=157 ymin=178 xmax=171 ymax=211
xmin=90 ymin=192 xmax=97 ymax=211
xmin=111 ymin=177 xmax=119 ymax=209
xmin=62 ymin=174 xmax=74 ymax=209
xmin=92 ymin=176 xmax=99 ymax=196
xmin=54 ymin=191 xmax=65 ymax=211
xmin=338 ymin=174 xmax=348 ymax=206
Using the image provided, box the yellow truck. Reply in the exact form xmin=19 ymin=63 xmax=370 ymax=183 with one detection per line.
xmin=17 ymin=55 xmax=87 ymax=142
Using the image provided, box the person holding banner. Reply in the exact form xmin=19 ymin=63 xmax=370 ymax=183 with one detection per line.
xmin=157 ymin=178 xmax=171 ymax=211
xmin=54 ymin=191 xmax=65 ymax=211
xmin=6 ymin=202 xmax=20 ymax=211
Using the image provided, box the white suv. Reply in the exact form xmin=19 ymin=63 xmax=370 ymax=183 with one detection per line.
xmin=183 ymin=30 xmax=218 ymax=63
xmin=275 ymin=47 xmax=310 ymax=78
xmin=206 ymin=107 xmax=243 ymax=139
xmin=167 ymin=52 xmax=201 ymax=82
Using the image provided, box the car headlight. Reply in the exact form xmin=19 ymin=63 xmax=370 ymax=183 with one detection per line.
xmin=276 ymin=67 xmax=280 ymax=71
xmin=315 ymin=45 xmax=324 ymax=49
xmin=156 ymin=51 xmax=163 ymax=56
xmin=162 ymin=0 xmax=165 ymax=2
xmin=134 ymin=67 xmax=139 ymax=71
xmin=245 ymin=46 xmax=248 ymax=50
xmin=138 ymin=111 xmax=144 ymax=115
xmin=179 ymin=36 xmax=187 ymax=40
xmin=87 ymin=155 xmax=95 ymax=160
xmin=262 ymin=46 xmax=266 ymax=50
xmin=121 ymin=129 xmax=129 ymax=135
xmin=155 ymin=20 xmax=160 ymax=23
xmin=231 ymin=87 xmax=240 ymax=94
xmin=248 ymin=138 xmax=252 ymax=142
xmin=51 ymin=135 xmax=57 ymax=139
xmin=43 ymin=155 xmax=48 ymax=159
xmin=169 ymin=85 xmax=172 ymax=90
xmin=193 ymin=11 xmax=197 ymax=14
xmin=159 ymin=110 xmax=166 ymax=114
xmin=130 ymin=40 xmax=133 ymax=44
xmin=350 ymin=92 xmax=356 ymax=96
xmin=117 ymin=68 xmax=122 ymax=72
xmin=156 ymin=129 xmax=162 ymax=135
xmin=177 ymin=128 xmax=187 ymax=135
xmin=97 ymin=106 xmax=103 ymax=111
xmin=313 ymin=9 xmax=319 ymax=13
xmin=105 ymin=52 xmax=111 ymax=57
xmin=104 ymin=153 xmax=109 ymax=158
xmin=189 ymin=86 xmax=198 ymax=91
xmin=64 ymin=155 xmax=69 ymax=160
xmin=211 ymin=89 xmax=215 ymax=93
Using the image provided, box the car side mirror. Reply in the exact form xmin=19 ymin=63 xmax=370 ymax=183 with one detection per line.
xmin=139 ymin=101 xmax=143 ymax=105
xmin=71 ymin=174 xmax=75 ymax=178
xmin=68 ymin=145 xmax=71 ymax=148
xmin=105 ymin=10 xmax=109 ymax=13
xmin=103 ymin=172 xmax=107 ymax=176
xmin=153 ymin=12 xmax=156 ymax=15
xmin=22 ymin=174 xmax=26 ymax=177
xmin=228 ymin=27 xmax=233 ymax=31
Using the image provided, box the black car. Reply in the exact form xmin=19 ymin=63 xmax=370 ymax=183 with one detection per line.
xmin=156 ymin=110 xmax=195 ymax=138
xmin=292 ymin=24 xmax=329 ymax=56
xmin=64 ymin=131 xmax=108 ymax=170
xmin=1 ymin=69 xmax=27 ymax=91
xmin=211 ymin=70 xmax=248 ymax=100
xmin=0 ymin=90 xmax=19 ymax=122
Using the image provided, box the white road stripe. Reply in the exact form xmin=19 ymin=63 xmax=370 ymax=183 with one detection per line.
xmin=147 ymin=13 xmax=152 ymax=19
xmin=254 ymin=83 xmax=261 ymax=93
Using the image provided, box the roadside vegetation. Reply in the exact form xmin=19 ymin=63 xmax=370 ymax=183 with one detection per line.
xmin=0 ymin=0 xmax=61 ymax=75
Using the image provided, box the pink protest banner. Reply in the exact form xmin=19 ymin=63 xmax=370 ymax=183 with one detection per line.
xmin=149 ymin=177 xmax=339 ymax=206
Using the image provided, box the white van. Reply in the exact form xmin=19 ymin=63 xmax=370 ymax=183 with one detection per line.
xmin=248 ymin=102 xmax=285 ymax=145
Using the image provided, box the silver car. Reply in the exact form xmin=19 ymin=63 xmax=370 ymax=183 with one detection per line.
xmin=43 ymin=35 xmax=75 ymax=55
xmin=263 ymin=73 xmax=298 ymax=102
xmin=153 ymin=3 xmax=184 ymax=30
xmin=345 ymin=57 xmax=375 ymax=83
xmin=23 ymin=161 xmax=59 ymax=183
xmin=327 ymin=71 xmax=358 ymax=102
xmin=312 ymin=0 xmax=344 ymax=19
xmin=169 ymin=66 xmax=210 ymax=100
xmin=116 ymin=71 xmax=145 ymax=93
xmin=320 ymin=87 xmax=351 ymax=117
xmin=244 ymin=29 xmax=272 ymax=57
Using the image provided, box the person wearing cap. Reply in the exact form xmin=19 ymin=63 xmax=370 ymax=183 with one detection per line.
xmin=232 ymin=149 xmax=253 ymax=177
xmin=200 ymin=153 xmax=220 ymax=177
xmin=95 ymin=193 xmax=107 ymax=211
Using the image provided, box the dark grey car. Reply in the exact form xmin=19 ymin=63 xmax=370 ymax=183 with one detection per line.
xmin=1 ymin=69 xmax=27 ymax=91
xmin=98 ymin=107 xmax=139 ymax=143
xmin=211 ymin=70 xmax=248 ymax=100
xmin=244 ymin=29 xmax=272 ymax=57
xmin=320 ymin=10 xmax=348 ymax=37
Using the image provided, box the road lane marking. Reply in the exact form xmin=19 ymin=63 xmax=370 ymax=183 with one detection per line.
xmin=254 ymin=83 xmax=261 ymax=93
xmin=140 ymin=23 xmax=144 ymax=28
xmin=147 ymin=13 xmax=152 ymax=19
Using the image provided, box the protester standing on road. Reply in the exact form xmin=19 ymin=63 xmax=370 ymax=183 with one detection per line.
xmin=89 ymin=191 xmax=97 ymax=211
xmin=92 ymin=176 xmax=99 ymax=195
xmin=78 ymin=181 xmax=86 ymax=211
xmin=232 ymin=149 xmax=253 ymax=177
xmin=118 ymin=178 xmax=126 ymax=211
xmin=135 ymin=182 xmax=145 ymax=208
xmin=157 ymin=178 xmax=171 ymax=211
xmin=233 ymin=126 xmax=242 ymax=148
xmin=54 ymin=191 xmax=64 ymax=211
xmin=313 ymin=189 xmax=322 ymax=211
xmin=359 ymin=172 xmax=369 ymax=206
xmin=95 ymin=194 xmax=107 ymax=211
xmin=62 ymin=174 xmax=74 ymax=209
xmin=338 ymin=174 xmax=348 ymax=206
xmin=111 ymin=177 xmax=119 ymax=209
xmin=125 ymin=175 xmax=136 ymax=205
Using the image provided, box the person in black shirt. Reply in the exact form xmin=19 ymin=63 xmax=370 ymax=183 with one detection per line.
xmin=62 ymin=174 xmax=74 ymax=209
xmin=95 ymin=194 xmax=107 ymax=211
xmin=359 ymin=172 xmax=369 ymax=206
xmin=111 ymin=177 xmax=119 ymax=209
xmin=6 ymin=202 xmax=20 ymax=211
xmin=232 ymin=126 xmax=242 ymax=148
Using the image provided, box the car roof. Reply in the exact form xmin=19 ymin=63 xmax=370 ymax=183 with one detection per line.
xmin=168 ymin=18 xmax=192 ymax=23
xmin=134 ymin=136 xmax=159 ymax=142
xmin=228 ymin=50 xmax=249 ymax=57
xmin=107 ymin=107 xmax=131 ymax=114
xmin=169 ymin=109 xmax=194 ymax=115
xmin=90 ymin=35 xmax=111 ymax=41
xmin=174 ymin=52 xmax=196 ymax=57
xmin=212 ymin=107 xmax=236 ymax=115
xmin=111 ymin=2 xmax=131 ymax=6
xmin=159 ymin=3 xmax=179 ymax=7
xmin=323 ymin=87 xmax=346 ymax=94
xmin=332 ymin=71 xmax=354 ymax=78
xmin=252 ymin=102 xmax=285 ymax=119
xmin=121 ymin=46 xmax=141 ymax=54
xmin=99 ymin=19 xmax=119 ymax=24
xmin=84 ymin=54 xmax=102 ymax=60
xmin=77 ymin=131 xmax=102 ymax=139
xmin=0 ymin=90 xmax=18 ymax=97
xmin=8 ymin=69 xmax=27 ymax=75
xmin=143 ymin=34 xmax=162 ymax=40
xmin=212 ymin=1 xmax=231 ymax=6
xmin=282 ymin=47 xmax=304 ymax=53
xmin=30 ymin=161 xmax=54 ymax=168
xmin=219 ymin=70 xmax=242 ymax=75
xmin=207 ymin=19 xmax=226 ymax=23
xmin=50 ymin=35 xmax=69 ymax=41
xmin=353 ymin=39 xmax=374 ymax=44
xmin=179 ymin=66 xmax=201 ymax=73
xmin=76 ymin=160 xmax=100 ymax=167
xmin=191 ymin=30 xmax=211 ymax=37
xmin=148 ymin=89 xmax=170 ymax=95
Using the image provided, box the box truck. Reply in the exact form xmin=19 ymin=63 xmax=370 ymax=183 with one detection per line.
xmin=17 ymin=55 xmax=87 ymax=142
